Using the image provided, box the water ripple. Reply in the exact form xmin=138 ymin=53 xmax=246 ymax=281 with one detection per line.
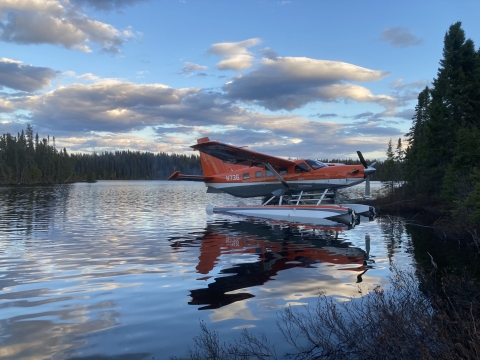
xmin=0 ymin=181 xmax=414 ymax=359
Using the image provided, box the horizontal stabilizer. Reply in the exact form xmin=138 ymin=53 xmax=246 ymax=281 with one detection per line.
xmin=167 ymin=171 xmax=210 ymax=182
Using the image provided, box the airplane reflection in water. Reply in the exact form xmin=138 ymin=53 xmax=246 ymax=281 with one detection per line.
xmin=169 ymin=220 xmax=373 ymax=310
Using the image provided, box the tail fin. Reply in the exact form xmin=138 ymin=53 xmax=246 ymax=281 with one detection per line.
xmin=197 ymin=137 xmax=246 ymax=176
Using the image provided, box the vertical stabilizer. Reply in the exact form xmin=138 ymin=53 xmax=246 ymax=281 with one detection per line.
xmin=196 ymin=137 xmax=246 ymax=176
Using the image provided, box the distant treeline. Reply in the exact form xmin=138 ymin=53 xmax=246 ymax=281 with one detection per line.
xmin=72 ymin=151 xmax=201 ymax=181
xmin=0 ymin=125 xmax=200 ymax=184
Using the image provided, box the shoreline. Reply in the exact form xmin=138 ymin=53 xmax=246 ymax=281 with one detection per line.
xmin=360 ymin=194 xmax=480 ymax=249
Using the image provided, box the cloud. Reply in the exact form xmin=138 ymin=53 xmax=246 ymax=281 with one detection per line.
xmin=0 ymin=58 xmax=57 ymax=92
xmin=70 ymin=0 xmax=150 ymax=12
xmin=380 ymin=27 xmax=423 ymax=48
xmin=136 ymin=70 xmax=148 ymax=78
xmin=0 ymin=97 xmax=14 ymax=112
xmin=23 ymin=79 xmax=203 ymax=132
xmin=0 ymin=121 xmax=22 ymax=136
xmin=77 ymin=73 xmax=100 ymax=81
xmin=0 ymin=0 xmax=136 ymax=53
xmin=386 ymin=78 xmax=430 ymax=113
xmin=180 ymin=62 xmax=207 ymax=75
xmin=191 ymin=116 xmax=395 ymax=159
xmin=389 ymin=78 xmax=429 ymax=91
xmin=223 ymin=56 xmax=392 ymax=110
xmin=257 ymin=47 xmax=278 ymax=60
xmin=2 ymin=70 xmax=403 ymax=159
xmin=208 ymin=38 xmax=261 ymax=71
xmin=313 ymin=113 xmax=337 ymax=119
xmin=392 ymin=108 xmax=415 ymax=120
xmin=353 ymin=111 xmax=375 ymax=120
xmin=338 ymin=121 xmax=404 ymax=137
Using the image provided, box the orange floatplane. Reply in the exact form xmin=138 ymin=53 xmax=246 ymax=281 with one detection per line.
xmin=169 ymin=137 xmax=377 ymax=226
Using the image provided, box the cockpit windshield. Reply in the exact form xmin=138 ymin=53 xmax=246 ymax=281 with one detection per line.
xmin=306 ymin=159 xmax=327 ymax=170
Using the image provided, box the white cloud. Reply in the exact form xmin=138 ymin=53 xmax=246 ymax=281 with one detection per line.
xmin=0 ymin=0 xmax=137 ymax=53
xmin=77 ymin=73 xmax=100 ymax=81
xmin=208 ymin=38 xmax=261 ymax=71
xmin=223 ymin=56 xmax=392 ymax=110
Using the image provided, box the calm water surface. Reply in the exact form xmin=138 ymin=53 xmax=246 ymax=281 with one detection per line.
xmin=0 ymin=181 xmax=414 ymax=359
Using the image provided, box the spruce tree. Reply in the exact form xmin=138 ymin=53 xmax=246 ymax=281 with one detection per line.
xmin=404 ymin=87 xmax=430 ymax=193
xmin=382 ymin=139 xmax=395 ymax=195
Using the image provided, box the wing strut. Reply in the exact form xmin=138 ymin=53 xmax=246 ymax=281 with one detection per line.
xmin=264 ymin=162 xmax=291 ymax=189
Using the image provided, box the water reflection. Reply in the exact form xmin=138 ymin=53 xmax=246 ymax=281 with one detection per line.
xmin=0 ymin=184 xmax=72 ymax=240
xmin=171 ymin=220 xmax=370 ymax=310
xmin=0 ymin=181 xmax=414 ymax=359
xmin=377 ymin=215 xmax=407 ymax=264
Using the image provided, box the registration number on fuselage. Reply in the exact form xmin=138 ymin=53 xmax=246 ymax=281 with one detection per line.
xmin=225 ymin=174 xmax=240 ymax=181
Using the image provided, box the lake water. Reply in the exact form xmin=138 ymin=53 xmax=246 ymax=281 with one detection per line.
xmin=0 ymin=181 xmax=415 ymax=359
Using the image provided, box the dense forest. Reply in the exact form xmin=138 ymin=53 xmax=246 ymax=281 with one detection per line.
xmin=0 ymin=126 xmax=201 ymax=184
xmin=401 ymin=22 xmax=480 ymax=225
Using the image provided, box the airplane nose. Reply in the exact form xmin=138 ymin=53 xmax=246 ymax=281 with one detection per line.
xmin=364 ymin=166 xmax=376 ymax=176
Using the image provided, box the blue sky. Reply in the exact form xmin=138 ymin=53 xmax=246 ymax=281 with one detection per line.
xmin=1 ymin=0 xmax=480 ymax=160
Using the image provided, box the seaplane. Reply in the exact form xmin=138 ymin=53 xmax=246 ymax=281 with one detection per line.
xmin=168 ymin=137 xmax=377 ymax=226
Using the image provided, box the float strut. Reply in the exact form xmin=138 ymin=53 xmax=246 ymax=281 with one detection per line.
xmin=317 ymin=189 xmax=330 ymax=205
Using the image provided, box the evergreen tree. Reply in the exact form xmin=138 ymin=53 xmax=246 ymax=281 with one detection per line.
xmin=402 ymin=22 xmax=480 ymax=225
xmin=404 ymin=87 xmax=431 ymax=193
xmin=422 ymin=22 xmax=480 ymax=195
xmin=382 ymin=139 xmax=396 ymax=195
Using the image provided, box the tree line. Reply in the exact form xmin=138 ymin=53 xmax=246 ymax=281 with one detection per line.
xmin=0 ymin=126 xmax=201 ymax=184
xmin=401 ymin=22 xmax=480 ymax=224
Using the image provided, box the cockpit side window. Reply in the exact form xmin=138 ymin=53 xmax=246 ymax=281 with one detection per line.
xmin=295 ymin=163 xmax=310 ymax=173
xmin=306 ymin=159 xmax=327 ymax=170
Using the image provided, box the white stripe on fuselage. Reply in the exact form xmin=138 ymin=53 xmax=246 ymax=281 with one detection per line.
xmin=205 ymin=178 xmax=364 ymax=189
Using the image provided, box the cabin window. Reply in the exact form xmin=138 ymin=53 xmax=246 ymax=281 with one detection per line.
xmin=306 ymin=159 xmax=327 ymax=170
xmin=295 ymin=163 xmax=310 ymax=173
xmin=266 ymin=170 xmax=273 ymax=177
xmin=279 ymin=168 xmax=287 ymax=175
xmin=243 ymin=173 xmax=250 ymax=180
xmin=255 ymin=171 xmax=263 ymax=178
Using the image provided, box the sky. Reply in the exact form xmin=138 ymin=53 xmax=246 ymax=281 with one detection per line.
xmin=1 ymin=0 xmax=480 ymax=160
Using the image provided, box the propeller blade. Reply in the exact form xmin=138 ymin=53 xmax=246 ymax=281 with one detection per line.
xmin=357 ymin=151 xmax=368 ymax=168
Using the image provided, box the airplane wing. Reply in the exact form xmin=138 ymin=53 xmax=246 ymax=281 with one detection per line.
xmin=191 ymin=140 xmax=295 ymax=168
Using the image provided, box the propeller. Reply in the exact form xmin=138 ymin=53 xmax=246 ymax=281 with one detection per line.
xmin=357 ymin=151 xmax=377 ymax=199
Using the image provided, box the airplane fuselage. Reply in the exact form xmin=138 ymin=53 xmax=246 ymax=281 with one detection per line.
xmin=204 ymin=160 xmax=365 ymax=198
